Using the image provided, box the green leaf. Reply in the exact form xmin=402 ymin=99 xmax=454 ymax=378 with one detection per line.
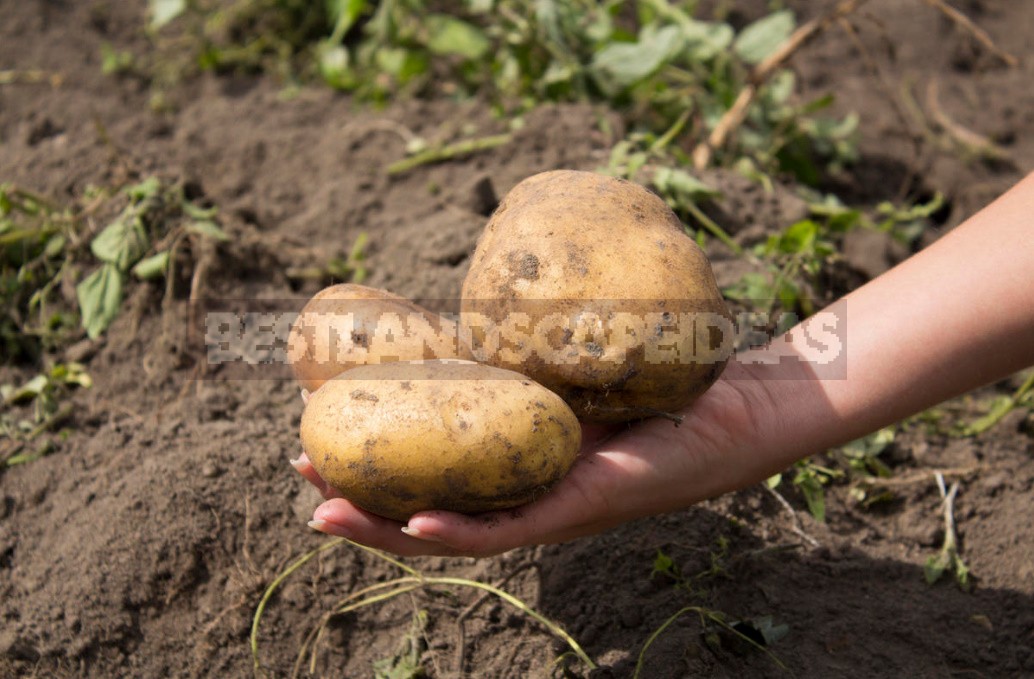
xmin=50 ymin=362 xmax=93 ymax=389
xmin=150 ymin=0 xmax=186 ymax=30
xmin=76 ymin=264 xmax=124 ymax=339
xmin=186 ymin=220 xmax=230 ymax=241
xmin=652 ymin=167 xmax=719 ymax=200
xmin=924 ymin=554 xmax=947 ymax=584
xmin=681 ymin=20 xmax=734 ymax=61
xmin=747 ymin=615 xmax=790 ymax=645
xmin=765 ymin=473 xmax=782 ymax=489
xmin=425 ymin=15 xmax=490 ymax=60
xmin=43 ymin=233 xmax=67 ymax=258
xmin=800 ymin=93 xmax=835 ymax=116
xmin=6 ymin=441 xmax=55 ymax=467
xmin=374 ymin=47 xmax=428 ymax=83
xmin=776 ymin=279 xmax=801 ymax=311
xmin=326 ymin=0 xmax=366 ymax=29
xmin=723 ymin=272 xmax=773 ymax=301
xmin=127 ymin=176 xmax=162 ymax=202
xmin=591 ymin=24 xmax=684 ymax=89
xmin=348 ymin=231 xmax=368 ymax=261
xmin=765 ymin=70 xmax=795 ymax=105
xmin=132 ymin=251 xmax=170 ymax=280
xmin=317 ymin=41 xmax=353 ymax=87
xmin=182 ymin=202 xmax=218 ymax=221
xmin=3 ymin=374 xmax=49 ymax=404
xmin=91 ymin=216 xmax=149 ymax=270
xmin=651 ymin=549 xmax=676 ymax=577
xmin=774 ymin=219 xmax=818 ymax=254
xmin=794 ymin=470 xmax=826 ymax=522
xmin=733 ymin=10 xmax=795 ymax=64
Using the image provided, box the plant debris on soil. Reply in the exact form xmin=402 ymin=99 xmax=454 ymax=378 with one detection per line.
xmin=2 ymin=1 xmax=1033 ymax=677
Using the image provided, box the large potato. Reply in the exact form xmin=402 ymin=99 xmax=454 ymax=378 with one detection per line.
xmin=288 ymin=284 xmax=472 ymax=392
xmin=460 ymin=170 xmax=734 ymax=422
xmin=300 ymin=360 xmax=581 ymax=521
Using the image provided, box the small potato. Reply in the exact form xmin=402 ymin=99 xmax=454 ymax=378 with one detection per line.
xmin=300 ymin=360 xmax=581 ymax=521
xmin=288 ymin=284 xmax=473 ymax=392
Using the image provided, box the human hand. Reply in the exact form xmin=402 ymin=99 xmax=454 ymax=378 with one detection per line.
xmin=292 ymin=361 xmax=783 ymax=558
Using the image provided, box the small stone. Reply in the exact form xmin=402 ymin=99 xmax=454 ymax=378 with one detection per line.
xmin=201 ymin=463 xmax=220 ymax=478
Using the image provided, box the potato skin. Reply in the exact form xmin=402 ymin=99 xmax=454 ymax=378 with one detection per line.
xmin=288 ymin=284 xmax=473 ymax=392
xmin=460 ymin=170 xmax=734 ymax=422
xmin=299 ymin=360 xmax=581 ymax=521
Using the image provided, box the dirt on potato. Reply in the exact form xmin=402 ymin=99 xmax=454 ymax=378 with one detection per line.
xmin=2 ymin=1 xmax=1034 ymax=677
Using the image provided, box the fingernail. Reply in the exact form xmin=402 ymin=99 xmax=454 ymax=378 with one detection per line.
xmin=289 ymin=457 xmax=304 ymax=470
xmin=401 ymin=526 xmax=443 ymax=542
xmin=301 ymin=389 xmax=311 ymax=405
xmin=307 ymin=519 xmax=327 ymax=531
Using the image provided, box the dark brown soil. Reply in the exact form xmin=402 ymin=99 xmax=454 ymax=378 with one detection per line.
xmin=2 ymin=1 xmax=1033 ymax=677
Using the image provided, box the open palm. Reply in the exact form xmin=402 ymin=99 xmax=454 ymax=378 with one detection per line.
xmin=294 ymin=363 xmax=779 ymax=557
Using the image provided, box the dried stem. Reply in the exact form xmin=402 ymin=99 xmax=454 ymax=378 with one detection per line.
xmin=856 ymin=465 xmax=978 ymax=489
xmin=692 ymin=0 xmax=872 ymax=170
xmin=921 ymin=0 xmax=1019 ymax=67
xmin=763 ymin=483 xmax=820 ymax=548
xmin=925 ymin=78 xmax=1014 ymax=163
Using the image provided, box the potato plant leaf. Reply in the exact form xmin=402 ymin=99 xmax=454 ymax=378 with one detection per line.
xmin=76 ymin=263 xmax=123 ymax=339
xmin=425 ymin=15 xmax=490 ymax=60
xmin=680 ymin=20 xmax=734 ymax=61
xmin=326 ymin=0 xmax=367 ymax=29
xmin=90 ymin=216 xmax=149 ymax=271
xmin=186 ymin=220 xmax=230 ymax=241
xmin=2 ymin=374 xmax=49 ymax=404
xmin=591 ymin=24 xmax=684 ymax=90
xmin=149 ymin=0 xmax=186 ymax=30
xmin=652 ymin=167 xmax=719 ymax=201
xmin=733 ymin=10 xmax=795 ymax=64
xmin=132 ymin=251 xmax=170 ymax=280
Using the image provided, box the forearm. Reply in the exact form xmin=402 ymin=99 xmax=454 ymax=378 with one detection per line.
xmin=744 ymin=172 xmax=1034 ymax=467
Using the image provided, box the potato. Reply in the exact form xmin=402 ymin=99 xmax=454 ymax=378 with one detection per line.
xmin=300 ymin=360 xmax=581 ymax=521
xmin=288 ymin=284 xmax=473 ymax=392
xmin=460 ymin=170 xmax=734 ymax=422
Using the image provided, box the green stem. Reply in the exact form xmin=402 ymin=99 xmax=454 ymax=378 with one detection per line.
xmin=963 ymin=370 xmax=1034 ymax=436
xmin=763 ymin=255 xmax=801 ymax=314
xmin=635 ymin=607 xmax=702 ymax=678
xmin=251 ymin=538 xmax=347 ymax=672
xmin=635 ymin=606 xmax=788 ymax=677
xmin=683 ymin=200 xmax=743 ymax=256
xmin=264 ymin=541 xmax=595 ymax=675
xmin=650 ymin=109 xmax=692 ymax=154
xmin=386 ymin=133 xmax=512 ymax=175
xmin=424 ymin=576 xmax=596 ymax=670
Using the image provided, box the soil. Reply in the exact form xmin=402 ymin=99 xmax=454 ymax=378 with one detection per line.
xmin=2 ymin=1 xmax=1033 ymax=677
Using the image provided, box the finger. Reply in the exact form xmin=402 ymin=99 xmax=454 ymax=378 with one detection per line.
xmin=401 ymin=425 xmax=692 ymax=556
xmin=289 ymin=452 xmax=342 ymax=500
xmin=403 ymin=456 xmax=621 ymax=556
xmin=403 ymin=503 xmax=600 ymax=558
xmin=309 ymin=498 xmax=465 ymax=557
xmin=579 ymin=421 xmax=621 ymax=450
